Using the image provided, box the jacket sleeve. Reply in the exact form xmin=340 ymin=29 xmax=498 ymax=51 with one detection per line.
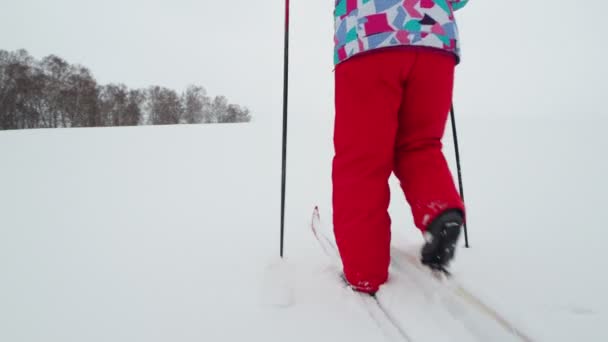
xmin=449 ymin=0 xmax=469 ymax=11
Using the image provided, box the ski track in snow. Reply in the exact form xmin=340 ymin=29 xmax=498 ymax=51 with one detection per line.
xmin=312 ymin=206 xmax=535 ymax=342
xmin=311 ymin=207 xmax=412 ymax=342
xmin=387 ymin=249 xmax=534 ymax=342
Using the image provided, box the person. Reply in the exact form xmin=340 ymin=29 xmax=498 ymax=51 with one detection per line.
xmin=332 ymin=0 xmax=469 ymax=295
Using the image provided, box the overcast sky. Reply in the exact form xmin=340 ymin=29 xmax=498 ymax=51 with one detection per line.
xmin=1 ymin=0 xmax=607 ymax=124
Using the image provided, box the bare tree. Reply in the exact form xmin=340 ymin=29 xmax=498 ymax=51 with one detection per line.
xmin=209 ymin=95 xmax=228 ymax=124
xmin=0 ymin=50 xmax=47 ymax=130
xmin=182 ymin=85 xmax=209 ymax=124
xmin=63 ymin=66 xmax=99 ymax=127
xmin=222 ymin=104 xmax=251 ymax=123
xmin=0 ymin=49 xmax=252 ymax=130
xmin=124 ymin=89 xmax=144 ymax=126
xmin=39 ymin=54 xmax=71 ymax=128
xmin=147 ymin=86 xmax=182 ymax=125
xmin=99 ymin=84 xmax=128 ymax=126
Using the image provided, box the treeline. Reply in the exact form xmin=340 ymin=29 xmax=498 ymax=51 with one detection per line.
xmin=0 ymin=49 xmax=251 ymax=130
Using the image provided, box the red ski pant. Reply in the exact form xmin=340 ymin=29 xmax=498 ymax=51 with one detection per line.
xmin=332 ymin=49 xmax=465 ymax=293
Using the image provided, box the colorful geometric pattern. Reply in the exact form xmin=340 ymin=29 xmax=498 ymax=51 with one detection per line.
xmin=334 ymin=0 xmax=469 ymax=65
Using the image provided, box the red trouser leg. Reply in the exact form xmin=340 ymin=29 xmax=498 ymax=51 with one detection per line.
xmin=333 ymin=49 xmax=464 ymax=293
xmin=333 ymin=50 xmax=404 ymax=293
xmin=394 ymin=52 xmax=465 ymax=230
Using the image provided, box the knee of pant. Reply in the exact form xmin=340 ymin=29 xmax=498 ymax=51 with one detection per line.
xmin=396 ymin=137 xmax=443 ymax=153
xmin=334 ymin=146 xmax=393 ymax=175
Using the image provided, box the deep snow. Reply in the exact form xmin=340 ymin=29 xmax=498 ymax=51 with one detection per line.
xmin=0 ymin=115 xmax=607 ymax=341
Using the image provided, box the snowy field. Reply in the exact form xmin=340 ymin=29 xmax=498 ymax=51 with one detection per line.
xmin=0 ymin=115 xmax=606 ymax=341
xmin=2 ymin=0 xmax=608 ymax=340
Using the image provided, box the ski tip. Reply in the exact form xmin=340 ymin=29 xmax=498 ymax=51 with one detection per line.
xmin=311 ymin=206 xmax=321 ymax=234
xmin=312 ymin=206 xmax=320 ymax=221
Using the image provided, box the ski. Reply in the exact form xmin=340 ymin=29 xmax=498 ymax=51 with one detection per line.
xmin=388 ymin=248 xmax=534 ymax=342
xmin=311 ymin=205 xmax=534 ymax=342
xmin=311 ymin=206 xmax=412 ymax=342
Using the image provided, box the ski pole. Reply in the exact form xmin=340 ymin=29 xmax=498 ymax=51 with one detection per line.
xmin=280 ymin=0 xmax=290 ymax=258
xmin=450 ymin=104 xmax=470 ymax=248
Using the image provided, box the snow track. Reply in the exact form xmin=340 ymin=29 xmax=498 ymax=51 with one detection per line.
xmin=311 ymin=207 xmax=412 ymax=342
xmin=311 ymin=206 xmax=534 ymax=342
xmin=389 ymin=249 xmax=534 ymax=342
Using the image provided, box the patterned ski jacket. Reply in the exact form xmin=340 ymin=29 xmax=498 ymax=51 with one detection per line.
xmin=334 ymin=0 xmax=469 ymax=65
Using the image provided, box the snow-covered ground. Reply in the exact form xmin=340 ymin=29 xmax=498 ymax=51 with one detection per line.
xmin=0 ymin=114 xmax=606 ymax=341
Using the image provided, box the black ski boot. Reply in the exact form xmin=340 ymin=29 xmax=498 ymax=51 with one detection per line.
xmin=421 ymin=209 xmax=463 ymax=272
